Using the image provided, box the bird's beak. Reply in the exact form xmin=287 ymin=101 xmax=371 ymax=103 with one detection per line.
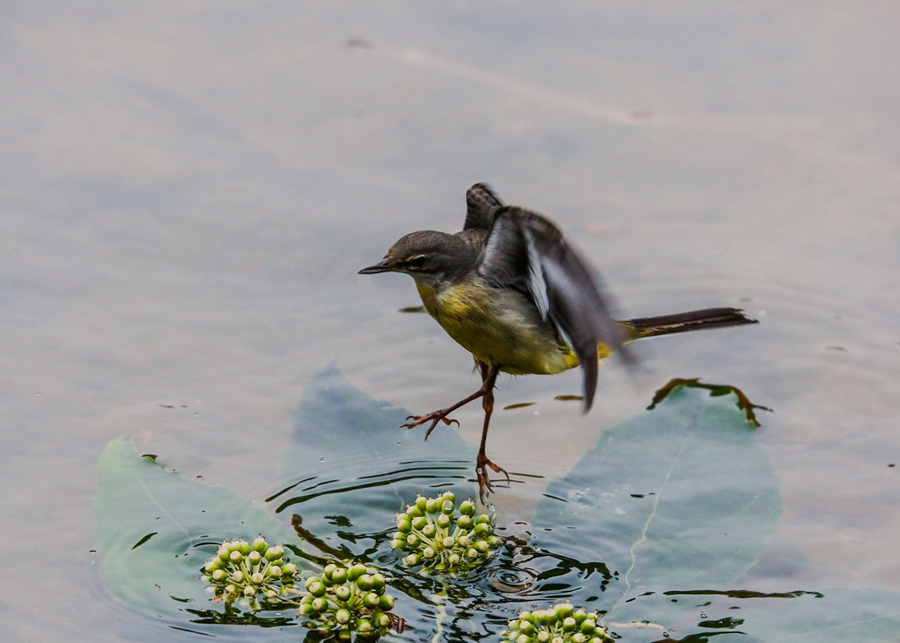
xmin=358 ymin=259 xmax=393 ymax=275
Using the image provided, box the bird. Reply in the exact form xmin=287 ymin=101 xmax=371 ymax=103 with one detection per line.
xmin=359 ymin=183 xmax=757 ymax=502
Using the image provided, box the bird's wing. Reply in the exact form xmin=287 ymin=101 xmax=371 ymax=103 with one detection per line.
xmin=464 ymin=183 xmax=504 ymax=231
xmin=479 ymin=206 xmax=632 ymax=411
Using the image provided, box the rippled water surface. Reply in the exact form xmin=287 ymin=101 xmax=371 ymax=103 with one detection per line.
xmin=2 ymin=3 xmax=898 ymax=641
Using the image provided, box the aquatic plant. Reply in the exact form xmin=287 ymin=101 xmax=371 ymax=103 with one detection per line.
xmin=297 ymin=561 xmax=398 ymax=639
xmin=391 ymin=491 xmax=502 ymax=575
xmin=202 ymin=537 xmax=298 ymax=611
xmin=502 ymin=603 xmax=612 ymax=642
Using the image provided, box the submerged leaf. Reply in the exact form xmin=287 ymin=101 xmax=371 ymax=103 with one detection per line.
xmin=93 ymin=436 xmax=297 ymax=621
xmin=275 ymin=365 xmax=473 ymax=544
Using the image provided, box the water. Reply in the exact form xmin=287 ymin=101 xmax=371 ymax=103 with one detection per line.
xmin=2 ymin=3 xmax=898 ymax=641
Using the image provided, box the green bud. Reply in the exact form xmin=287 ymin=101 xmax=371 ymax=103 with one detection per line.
xmin=308 ymin=580 xmax=326 ymax=597
xmin=251 ymin=572 xmax=264 ymax=584
xmin=425 ymin=497 xmax=439 ymax=514
xmin=390 ymin=539 xmax=403 ymax=550
xmin=476 ymin=514 xmax=490 ymax=525
xmin=406 ymin=505 xmax=423 ymax=518
xmin=248 ymin=550 xmax=262 ymax=565
xmin=238 ymin=540 xmax=251 ymax=555
xmin=441 ymin=491 xmax=455 ymax=504
xmin=335 ymin=608 xmax=351 ymax=624
xmin=282 ymin=563 xmax=297 ymax=576
xmin=348 ymin=563 xmax=367 ymax=580
xmin=442 ymin=536 xmax=455 ymax=548
xmin=412 ymin=516 xmax=427 ymax=530
xmin=396 ymin=517 xmax=412 ymax=533
xmin=556 ymin=603 xmax=574 ymax=618
xmin=572 ymin=634 xmax=586 ymax=643
xmin=372 ymin=572 xmax=386 ymax=590
xmin=267 ymin=565 xmax=282 ymax=578
xmin=581 ymin=619 xmax=597 ymax=634
xmin=437 ymin=513 xmax=451 ymax=529
xmin=357 ymin=618 xmax=372 ymax=634
xmin=229 ymin=550 xmax=243 ymax=563
xmin=459 ymin=499 xmax=475 ymax=515
xmin=243 ymin=586 xmax=256 ymax=597
xmin=563 ymin=616 xmax=577 ymax=631
xmin=476 ymin=540 xmax=490 ymax=553
xmin=364 ymin=591 xmax=381 ymax=609
xmin=331 ymin=567 xmax=347 ymax=584
xmin=253 ymin=536 xmax=268 ymax=552
xmin=357 ymin=573 xmax=374 ymax=591
xmin=232 ymin=570 xmax=244 ymax=582
xmin=373 ymin=612 xmax=391 ymax=628
xmin=323 ymin=563 xmax=337 ymax=578
xmin=474 ymin=522 xmax=492 ymax=536
xmin=422 ymin=523 xmax=436 ymax=537
xmin=448 ymin=553 xmax=460 ymax=567
xmin=458 ymin=534 xmax=470 ymax=546
xmin=334 ymin=584 xmax=351 ymax=601
xmin=423 ymin=547 xmax=435 ymax=559
xmin=415 ymin=496 xmax=428 ymax=511
xmin=311 ymin=596 xmax=327 ymax=612
xmin=466 ymin=547 xmax=479 ymax=559
xmin=379 ymin=594 xmax=395 ymax=610
xmin=265 ymin=546 xmax=283 ymax=561
xmin=204 ymin=559 xmax=220 ymax=572
xmin=457 ymin=514 xmax=473 ymax=530
xmin=406 ymin=534 xmax=420 ymax=547
xmin=441 ymin=500 xmax=454 ymax=515
xmin=404 ymin=553 xmax=420 ymax=567
xmin=224 ymin=584 xmax=237 ymax=595
xmin=212 ymin=568 xmax=225 ymax=581
xmin=519 ymin=620 xmax=536 ymax=635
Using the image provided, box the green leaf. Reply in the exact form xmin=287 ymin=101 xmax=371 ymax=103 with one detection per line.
xmin=534 ymin=385 xmax=780 ymax=598
xmin=274 ymin=365 xmax=474 ymax=545
xmin=93 ymin=436 xmax=298 ymax=620
xmin=531 ymin=386 xmax=900 ymax=640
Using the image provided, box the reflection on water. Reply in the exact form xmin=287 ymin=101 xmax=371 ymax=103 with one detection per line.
xmin=227 ymin=367 xmax=899 ymax=641
xmin=4 ymin=3 xmax=900 ymax=641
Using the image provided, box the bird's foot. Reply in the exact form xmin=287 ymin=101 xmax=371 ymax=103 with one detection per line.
xmin=401 ymin=410 xmax=460 ymax=440
xmin=476 ymin=450 xmax=510 ymax=504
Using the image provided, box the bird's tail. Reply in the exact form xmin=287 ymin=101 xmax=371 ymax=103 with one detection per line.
xmin=619 ymin=307 xmax=758 ymax=340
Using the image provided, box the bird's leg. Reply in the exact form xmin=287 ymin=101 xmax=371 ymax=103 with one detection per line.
xmin=474 ymin=363 xmax=508 ymax=503
xmin=401 ymin=361 xmax=491 ymax=439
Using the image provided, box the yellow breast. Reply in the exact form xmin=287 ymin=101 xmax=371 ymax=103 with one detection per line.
xmin=415 ymin=280 xmax=579 ymax=375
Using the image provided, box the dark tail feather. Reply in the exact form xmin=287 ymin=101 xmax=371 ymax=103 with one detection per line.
xmin=622 ymin=307 xmax=758 ymax=340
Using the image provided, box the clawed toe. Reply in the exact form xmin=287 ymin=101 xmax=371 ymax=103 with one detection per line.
xmin=476 ymin=452 xmax=510 ymax=504
xmin=400 ymin=410 xmax=459 ymax=440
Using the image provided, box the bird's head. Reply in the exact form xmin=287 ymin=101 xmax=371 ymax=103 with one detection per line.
xmin=359 ymin=230 xmax=476 ymax=283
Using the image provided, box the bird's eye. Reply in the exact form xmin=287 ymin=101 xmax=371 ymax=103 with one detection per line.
xmin=407 ymin=255 xmax=428 ymax=269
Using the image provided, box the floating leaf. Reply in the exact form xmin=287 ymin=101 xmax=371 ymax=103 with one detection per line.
xmin=93 ymin=436 xmax=298 ymax=626
xmin=532 ymin=386 xmax=900 ymax=640
xmin=274 ymin=365 xmax=474 ymax=547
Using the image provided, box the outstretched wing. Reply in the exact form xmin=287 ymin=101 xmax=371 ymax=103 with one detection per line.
xmin=479 ymin=206 xmax=632 ymax=411
xmin=464 ymin=183 xmax=504 ymax=231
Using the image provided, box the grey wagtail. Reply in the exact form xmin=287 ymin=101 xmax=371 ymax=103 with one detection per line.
xmin=360 ymin=183 xmax=757 ymax=502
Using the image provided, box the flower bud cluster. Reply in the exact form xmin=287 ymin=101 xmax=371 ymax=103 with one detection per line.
xmin=390 ymin=492 xmax=501 ymax=575
xmin=502 ymin=603 xmax=612 ymax=643
xmin=202 ymin=537 xmax=298 ymax=610
xmin=297 ymin=561 xmax=396 ymax=639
